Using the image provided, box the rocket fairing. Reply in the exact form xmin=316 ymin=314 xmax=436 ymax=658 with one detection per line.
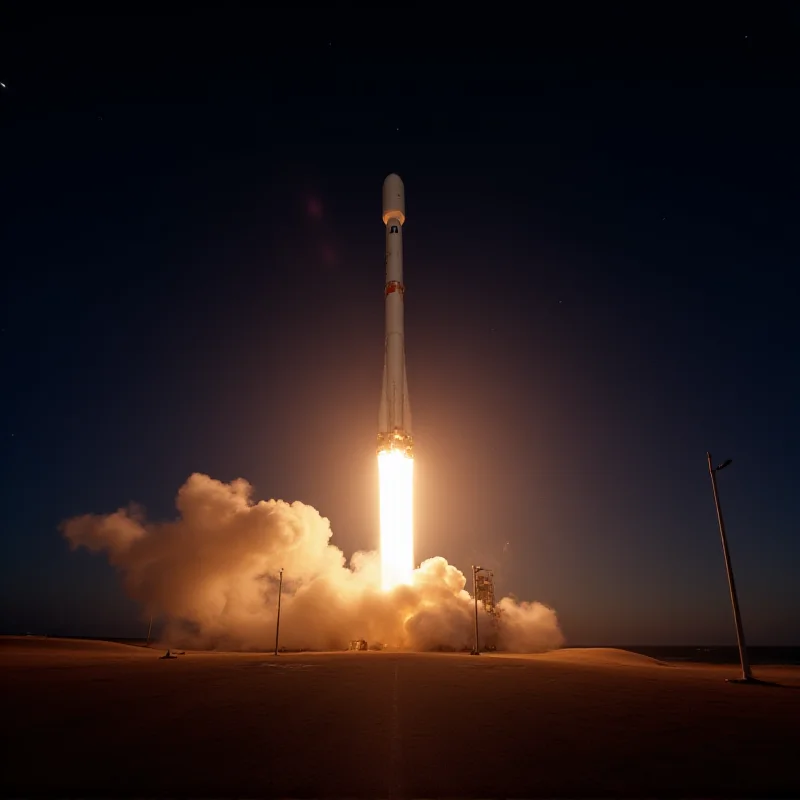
xmin=377 ymin=174 xmax=413 ymax=458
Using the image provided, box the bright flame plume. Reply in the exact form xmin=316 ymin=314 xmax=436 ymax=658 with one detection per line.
xmin=378 ymin=449 xmax=414 ymax=591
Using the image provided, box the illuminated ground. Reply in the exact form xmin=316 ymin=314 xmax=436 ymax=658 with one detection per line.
xmin=2 ymin=637 xmax=799 ymax=798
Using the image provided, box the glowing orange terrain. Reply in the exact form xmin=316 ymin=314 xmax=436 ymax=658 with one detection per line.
xmin=2 ymin=636 xmax=800 ymax=798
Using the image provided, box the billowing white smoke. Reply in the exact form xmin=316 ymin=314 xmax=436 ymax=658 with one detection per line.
xmin=61 ymin=474 xmax=564 ymax=653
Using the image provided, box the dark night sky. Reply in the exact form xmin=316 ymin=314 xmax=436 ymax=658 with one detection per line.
xmin=1 ymin=7 xmax=799 ymax=645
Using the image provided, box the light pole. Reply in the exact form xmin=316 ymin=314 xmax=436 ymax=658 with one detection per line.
xmin=146 ymin=615 xmax=153 ymax=647
xmin=274 ymin=568 xmax=284 ymax=656
xmin=706 ymin=453 xmax=754 ymax=683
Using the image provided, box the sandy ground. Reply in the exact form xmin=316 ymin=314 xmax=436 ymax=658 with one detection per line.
xmin=2 ymin=637 xmax=799 ymax=798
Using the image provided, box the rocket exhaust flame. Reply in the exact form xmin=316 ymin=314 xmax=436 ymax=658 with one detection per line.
xmin=378 ymin=450 xmax=414 ymax=590
xmin=378 ymin=174 xmax=414 ymax=590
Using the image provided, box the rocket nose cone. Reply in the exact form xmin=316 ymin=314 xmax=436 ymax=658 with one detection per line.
xmin=382 ymin=174 xmax=406 ymax=225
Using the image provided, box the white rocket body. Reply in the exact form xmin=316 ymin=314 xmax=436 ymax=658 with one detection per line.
xmin=378 ymin=174 xmax=413 ymax=457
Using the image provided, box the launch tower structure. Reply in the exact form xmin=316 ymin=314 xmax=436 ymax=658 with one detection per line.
xmin=475 ymin=570 xmax=497 ymax=617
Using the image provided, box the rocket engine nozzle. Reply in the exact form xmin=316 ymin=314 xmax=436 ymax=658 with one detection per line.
xmin=377 ymin=430 xmax=414 ymax=458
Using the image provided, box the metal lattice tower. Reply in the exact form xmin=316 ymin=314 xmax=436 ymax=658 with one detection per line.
xmin=475 ymin=570 xmax=497 ymax=617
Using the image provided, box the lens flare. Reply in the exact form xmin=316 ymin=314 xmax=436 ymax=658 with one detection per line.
xmin=378 ymin=449 xmax=414 ymax=591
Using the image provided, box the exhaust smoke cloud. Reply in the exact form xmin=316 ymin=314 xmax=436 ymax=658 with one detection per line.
xmin=61 ymin=473 xmax=564 ymax=652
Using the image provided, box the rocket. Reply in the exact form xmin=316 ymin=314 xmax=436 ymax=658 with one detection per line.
xmin=377 ymin=174 xmax=413 ymax=458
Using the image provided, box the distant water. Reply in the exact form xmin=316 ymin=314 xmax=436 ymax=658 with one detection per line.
xmin=610 ymin=646 xmax=800 ymax=666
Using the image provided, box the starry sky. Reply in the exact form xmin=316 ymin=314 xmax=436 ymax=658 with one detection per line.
xmin=1 ymin=8 xmax=799 ymax=645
